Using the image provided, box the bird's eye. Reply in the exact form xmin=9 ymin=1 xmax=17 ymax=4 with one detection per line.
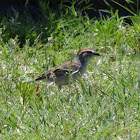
xmin=86 ymin=51 xmax=93 ymax=55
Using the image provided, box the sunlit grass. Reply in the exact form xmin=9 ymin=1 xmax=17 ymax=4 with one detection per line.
xmin=0 ymin=6 xmax=139 ymax=140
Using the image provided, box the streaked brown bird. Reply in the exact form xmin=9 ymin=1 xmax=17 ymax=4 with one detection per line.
xmin=31 ymin=48 xmax=100 ymax=89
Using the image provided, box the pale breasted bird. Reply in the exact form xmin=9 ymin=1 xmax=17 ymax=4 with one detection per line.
xmin=31 ymin=48 xmax=100 ymax=89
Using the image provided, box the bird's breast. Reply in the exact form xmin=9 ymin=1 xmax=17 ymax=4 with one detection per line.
xmin=79 ymin=62 xmax=88 ymax=75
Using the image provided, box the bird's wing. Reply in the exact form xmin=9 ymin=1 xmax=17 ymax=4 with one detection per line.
xmin=34 ymin=61 xmax=81 ymax=81
xmin=53 ymin=62 xmax=80 ymax=77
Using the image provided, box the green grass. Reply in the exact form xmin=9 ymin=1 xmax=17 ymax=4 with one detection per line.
xmin=0 ymin=7 xmax=139 ymax=140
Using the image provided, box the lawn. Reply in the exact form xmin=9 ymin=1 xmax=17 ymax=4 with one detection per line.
xmin=0 ymin=3 xmax=139 ymax=140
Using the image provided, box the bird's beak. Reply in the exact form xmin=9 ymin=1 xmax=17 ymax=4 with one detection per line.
xmin=94 ymin=52 xmax=101 ymax=56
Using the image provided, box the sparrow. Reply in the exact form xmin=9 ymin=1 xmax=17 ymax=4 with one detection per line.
xmin=31 ymin=48 xmax=100 ymax=89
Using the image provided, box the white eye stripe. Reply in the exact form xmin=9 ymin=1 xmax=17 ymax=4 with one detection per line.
xmin=80 ymin=50 xmax=94 ymax=54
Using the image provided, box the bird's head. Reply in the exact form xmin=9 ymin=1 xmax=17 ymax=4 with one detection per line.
xmin=75 ymin=48 xmax=100 ymax=64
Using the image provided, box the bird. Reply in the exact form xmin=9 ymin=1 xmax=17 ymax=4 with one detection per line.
xmin=31 ymin=48 xmax=100 ymax=89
